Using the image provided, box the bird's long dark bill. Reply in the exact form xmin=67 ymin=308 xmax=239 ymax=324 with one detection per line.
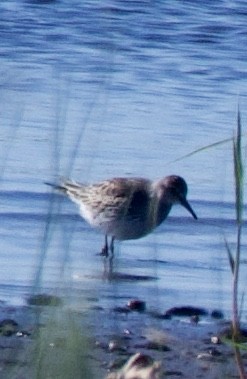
xmin=179 ymin=197 xmax=198 ymax=220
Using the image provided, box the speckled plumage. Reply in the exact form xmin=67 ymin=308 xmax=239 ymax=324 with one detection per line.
xmin=47 ymin=175 xmax=197 ymax=255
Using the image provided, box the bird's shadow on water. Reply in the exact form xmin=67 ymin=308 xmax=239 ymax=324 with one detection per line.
xmin=101 ymin=257 xmax=158 ymax=282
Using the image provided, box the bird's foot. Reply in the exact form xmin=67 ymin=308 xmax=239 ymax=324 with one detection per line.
xmin=99 ymin=245 xmax=109 ymax=257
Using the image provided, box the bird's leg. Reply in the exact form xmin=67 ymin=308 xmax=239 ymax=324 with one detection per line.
xmin=110 ymin=236 xmax=115 ymax=256
xmin=107 ymin=237 xmax=115 ymax=278
xmin=101 ymin=235 xmax=109 ymax=256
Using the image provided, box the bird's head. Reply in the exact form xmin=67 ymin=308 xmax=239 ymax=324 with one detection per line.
xmin=156 ymin=175 xmax=197 ymax=220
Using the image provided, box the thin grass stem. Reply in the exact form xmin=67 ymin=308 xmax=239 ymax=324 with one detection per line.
xmin=231 ymin=108 xmax=246 ymax=379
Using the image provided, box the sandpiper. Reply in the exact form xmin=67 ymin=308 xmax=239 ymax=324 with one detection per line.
xmin=46 ymin=175 xmax=197 ymax=255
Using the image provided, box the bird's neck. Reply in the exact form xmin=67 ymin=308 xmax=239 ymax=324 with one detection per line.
xmin=154 ymin=200 xmax=172 ymax=226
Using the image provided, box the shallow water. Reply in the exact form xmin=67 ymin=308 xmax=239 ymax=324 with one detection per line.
xmin=0 ymin=0 xmax=247 ymax=320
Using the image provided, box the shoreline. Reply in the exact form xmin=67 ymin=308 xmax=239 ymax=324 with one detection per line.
xmin=0 ymin=296 xmax=245 ymax=378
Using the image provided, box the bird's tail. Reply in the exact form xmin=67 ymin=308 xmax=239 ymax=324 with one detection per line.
xmin=45 ymin=180 xmax=84 ymax=195
xmin=45 ymin=181 xmax=68 ymax=194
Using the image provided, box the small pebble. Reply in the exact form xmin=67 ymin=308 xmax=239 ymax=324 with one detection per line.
xmin=108 ymin=340 xmax=127 ymax=353
xmin=16 ymin=330 xmax=31 ymax=338
xmin=95 ymin=340 xmax=107 ymax=350
xmin=197 ymin=348 xmax=221 ymax=360
xmin=197 ymin=353 xmax=213 ymax=360
xmin=211 ymin=336 xmax=221 ymax=344
xmin=207 ymin=347 xmax=222 ymax=357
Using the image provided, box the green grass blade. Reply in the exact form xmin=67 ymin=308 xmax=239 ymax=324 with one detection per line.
xmin=169 ymin=136 xmax=232 ymax=164
xmin=223 ymin=337 xmax=247 ymax=351
xmin=224 ymin=237 xmax=235 ymax=275
xmin=237 ymin=105 xmax=242 ymax=160
xmin=233 ymin=108 xmax=244 ymax=224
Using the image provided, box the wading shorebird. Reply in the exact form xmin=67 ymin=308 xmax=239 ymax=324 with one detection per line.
xmin=46 ymin=175 xmax=197 ymax=256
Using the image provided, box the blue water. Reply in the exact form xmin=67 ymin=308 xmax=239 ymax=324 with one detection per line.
xmin=0 ymin=0 xmax=247 ymax=319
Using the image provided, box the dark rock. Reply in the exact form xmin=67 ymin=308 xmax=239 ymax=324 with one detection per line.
xmin=219 ymin=326 xmax=247 ymax=342
xmin=127 ymin=299 xmax=146 ymax=312
xmin=211 ymin=309 xmax=224 ymax=319
xmin=206 ymin=347 xmax=222 ymax=357
xmin=26 ymin=294 xmax=62 ymax=306
xmin=165 ymin=306 xmax=208 ymax=318
xmin=197 ymin=347 xmax=222 ymax=360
